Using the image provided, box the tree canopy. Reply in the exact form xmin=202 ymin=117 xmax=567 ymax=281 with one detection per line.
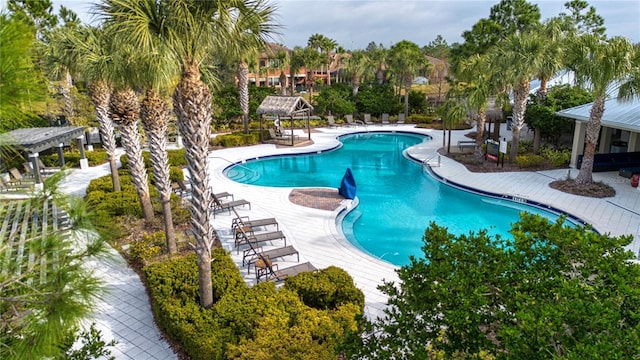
xmin=345 ymin=213 xmax=640 ymax=359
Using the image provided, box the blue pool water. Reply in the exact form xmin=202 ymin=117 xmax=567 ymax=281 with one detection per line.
xmin=225 ymin=132 xmax=572 ymax=266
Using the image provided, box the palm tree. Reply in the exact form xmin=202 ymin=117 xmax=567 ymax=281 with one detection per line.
xmin=387 ymin=40 xmax=429 ymax=118
xmin=273 ymin=48 xmax=290 ymax=96
xmin=490 ymin=30 xmax=545 ymax=162
xmin=308 ymin=33 xmax=337 ymax=86
xmin=531 ymin=18 xmax=566 ymax=152
xmin=109 ymin=86 xmax=155 ymax=223
xmin=98 ymin=0 xmax=279 ymax=308
xmin=567 ymin=35 xmax=639 ymax=184
xmin=99 ymin=0 xmax=183 ymax=253
xmin=71 ymin=26 xmax=121 ymax=191
xmin=42 ymin=24 xmax=80 ymax=121
xmin=343 ymin=49 xmax=370 ymax=97
xmin=456 ymin=54 xmax=493 ymax=158
xmin=289 ymin=46 xmax=306 ymax=95
xmin=438 ymin=99 xmax=467 ymax=153
xmin=228 ymin=2 xmax=278 ymax=134
xmin=365 ymin=42 xmax=388 ymax=85
xmin=140 ymin=86 xmax=177 ymax=253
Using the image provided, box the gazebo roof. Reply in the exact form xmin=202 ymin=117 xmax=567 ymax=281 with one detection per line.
xmin=556 ymin=97 xmax=640 ymax=133
xmin=256 ymin=96 xmax=314 ymax=116
xmin=0 ymin=126 xmax=85 ymax=153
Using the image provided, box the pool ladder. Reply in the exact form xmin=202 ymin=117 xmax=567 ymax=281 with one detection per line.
xmin=422 ymin=153 xmax=441 ymax=168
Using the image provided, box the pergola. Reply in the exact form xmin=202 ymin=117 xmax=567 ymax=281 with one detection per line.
xmin=256 ymin=96 xmax=314 ymax=146
xmin=0 ymin=126 xmax=87 ymax=183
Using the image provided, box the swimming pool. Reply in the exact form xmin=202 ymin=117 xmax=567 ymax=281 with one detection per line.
xmin=225 ymin=132 xmax=574 ymax=266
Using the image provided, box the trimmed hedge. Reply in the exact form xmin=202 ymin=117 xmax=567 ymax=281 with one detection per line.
xmin=212 ymin=131 xmax=263 ymax=148
xmin=143 ymin=252 xmax=363 ymax=359
xmin=284 ymin=266 xmax=365 ymax=311
xmin=120 ymin=148 xmax=188 ymax=169
xmin=41 ymin=149 xmax=109 ymax=168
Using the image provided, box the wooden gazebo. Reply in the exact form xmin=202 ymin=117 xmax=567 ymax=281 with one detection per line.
xmin=256 ymin=96 xmax=314 ymax=146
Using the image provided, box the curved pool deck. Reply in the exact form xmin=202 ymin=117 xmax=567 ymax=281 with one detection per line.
xmin=208 ymin=124 xmax=640 ymax=320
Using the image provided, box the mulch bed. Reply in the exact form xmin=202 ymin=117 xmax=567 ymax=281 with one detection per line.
xmin=289 ymin=188 xmax=345 ymax=211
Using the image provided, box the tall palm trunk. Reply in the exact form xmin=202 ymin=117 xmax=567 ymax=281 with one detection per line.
xmin=173 ymin=63 xmax=216 ymax=309
xmin=575 ymin=96 xmax=605 ymax=185
xmin=60 ymin=70 xmax=74 ymax=119
xmin=474 ymin=107 xmax=487 ymax=159
xmin=352 ymin=74 xmax=360 ymax=97
xmin=110 ymin=89 xmax=155 ymax=223
xmin=509 ymin=80 xmax=529 ymax=162
xmin=279 ymin=71 xmax=287 ymax=96
xmin=141 ymin=89 xmax=176 ymax=254
xmin=403 ymin=74 xmax=411 ymax=117
xmin=325 ymin=54 xmax=331 ymax=86
xmin=88 ymin=81 xmax=120 ymax=192
xmin=238 ymin=60 xmax=250 ymax=134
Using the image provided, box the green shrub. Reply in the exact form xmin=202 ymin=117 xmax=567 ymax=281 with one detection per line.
xmin=514 ymin=154 xmax=545 ymax=168
xmin=144 ymin=252 xmax=242 ymax=359
xmin=284 ymin=266 xmax=365 ymax=311
xmin=408 ymin=114 xmax=435 ymax=124
xmin=85 ymin=188 xmax=143 ymax=217
xmin=167 ymin=149 xmax=187 ymax=167
xmin=540 ymin=147 xmax=571 ymax=166
xmin=129 ymin=232 xmax=165 ymax=264
xmin=214 ymin=131 xmax=262 ymax=147
xmin=41 ymin=149 xmax=108 ymax=168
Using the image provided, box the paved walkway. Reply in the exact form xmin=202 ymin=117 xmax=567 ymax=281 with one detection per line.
xmin=57 ymin=123 xmax=639 ymax=358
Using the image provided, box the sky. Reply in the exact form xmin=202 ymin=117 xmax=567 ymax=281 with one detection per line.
xmin=12 ymin=0 xmax=640 ymax=49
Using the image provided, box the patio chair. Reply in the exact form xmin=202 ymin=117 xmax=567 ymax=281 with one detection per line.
xmin=345 ymin=114 xmax=362 ymax=127
xmin=382 ymin=113 xmax=390 ymax=125
xmin=364 ymin=113 xmax=373 ymax=125
xmin=396 ymin=113 xmax=405 ymax=125
xmin=37 ymin=158 xmax=59 ymax=174
xmin=268 ymin=128 xmax=286 ymax=141
xmin=0 ymin=176 xmax=33 ymax=192
xmin=8 ymin=168 xmax=30 ymax=184
xmin=326 ymin=115 xmax=339 ymax=128
xmin=211 ymin=192 xmax=251 ymax=217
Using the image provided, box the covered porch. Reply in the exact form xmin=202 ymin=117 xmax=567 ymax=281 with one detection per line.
xmin=557 ymin=97 xmax=640 ymax=169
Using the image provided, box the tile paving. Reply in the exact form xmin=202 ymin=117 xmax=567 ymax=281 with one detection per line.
xmin=54 ymin=123 xmax=639 ymax=358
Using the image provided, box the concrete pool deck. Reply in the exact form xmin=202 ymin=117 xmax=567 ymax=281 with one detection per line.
xmin=54 ymin=123 xmax=640 ymax=358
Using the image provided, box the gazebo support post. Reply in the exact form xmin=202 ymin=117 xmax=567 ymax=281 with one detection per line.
xmin=260 ymin=116 xmax=264 ymax=143
xmin=29 ymin=153 xmax=43 ymax=184
xmin=57 ymin=143 xmax=66 ymax=168
xmin=76 ymin=136 xmax=88 ymax=169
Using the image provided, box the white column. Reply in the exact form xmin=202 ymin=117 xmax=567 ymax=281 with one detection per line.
xmin=570 ymin=121 xmax=586 ymax=168
xmin=599 ymin=127 xmax=611 ymax=153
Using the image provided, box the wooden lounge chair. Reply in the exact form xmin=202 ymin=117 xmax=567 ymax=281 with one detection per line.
xmin=244 ymin=244 xmax=299 ymax=271
xmin=381 ymin=113 xmax=390 ymax=125
xmin=8 ymin=168 xmax=31 ymax=184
